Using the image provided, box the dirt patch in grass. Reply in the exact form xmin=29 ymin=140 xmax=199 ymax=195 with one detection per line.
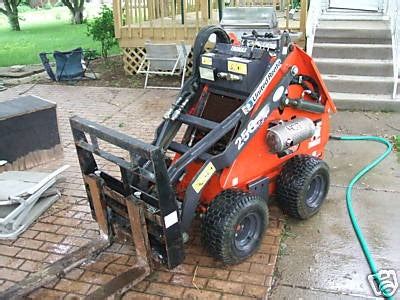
xmin=70 ymin=55 xmax=182 ymax=89
xmin=2 ymin=55 xmax=183 ymax=90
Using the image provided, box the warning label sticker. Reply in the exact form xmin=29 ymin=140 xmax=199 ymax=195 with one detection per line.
xmin=192 ymin=162 xmax=216 ymax=193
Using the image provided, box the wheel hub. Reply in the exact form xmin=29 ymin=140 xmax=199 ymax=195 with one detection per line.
xmin=234 ymin=213 xmax=261 ymax=253
xmin=305 ymin=174 xmax=326 ymax=208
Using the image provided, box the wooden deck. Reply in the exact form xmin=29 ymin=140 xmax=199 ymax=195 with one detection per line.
xmin=113 ymin=0 xmax=307 ymax=74
xmin=117 ymin=10 xmax=302 ymax=47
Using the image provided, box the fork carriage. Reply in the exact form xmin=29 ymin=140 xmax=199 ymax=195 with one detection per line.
xmin=70 ymin=117 xmax=185 ymax=269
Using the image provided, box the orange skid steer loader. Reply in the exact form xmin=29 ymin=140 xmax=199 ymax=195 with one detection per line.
xmin=1 ymin=26 xmax=336 ymax=299
xmin=70 ymin=25 xmax=335 ymax=289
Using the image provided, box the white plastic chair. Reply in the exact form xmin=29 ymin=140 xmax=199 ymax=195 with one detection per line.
xmin=138 ymin=41 xmax=188 ymax=90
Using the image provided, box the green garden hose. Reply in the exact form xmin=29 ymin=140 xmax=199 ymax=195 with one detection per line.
xmin=330 ymin=135 xmax=394 ymax=299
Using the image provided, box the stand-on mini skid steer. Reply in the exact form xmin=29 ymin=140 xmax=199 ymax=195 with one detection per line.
xmin=69 ymin=26 xmax=336 ymax=281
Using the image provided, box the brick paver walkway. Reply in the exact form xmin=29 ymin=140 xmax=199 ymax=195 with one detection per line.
xmin=0 ymin=84 xmax=284 ymax=299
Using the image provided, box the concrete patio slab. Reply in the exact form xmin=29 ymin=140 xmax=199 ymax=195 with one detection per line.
xmin=271 ymin=112 xmax=400 ymax=299
xmin=0 ymin=65 xmax=44 ymax=78
xmin=331 ymin=111 xmax=400 ymax=137
xmin=270 ymin=285 xmax=366 ymax=299
xmin=327 ymin=140 xmax=399 ymax=192
xmin=272 ymin=188 xmax=400 ymax=296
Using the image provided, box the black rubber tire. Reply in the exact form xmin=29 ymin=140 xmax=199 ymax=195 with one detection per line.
xmin=201 ymin=190 xmax=268 ymax=265
xmin=276 ymin=155 xmax=329 ymax=219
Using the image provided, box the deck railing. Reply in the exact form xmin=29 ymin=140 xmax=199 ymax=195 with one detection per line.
xmin=114 ymin=0 xmax=222 ymax=46
xmin=113 ymin=0 xmax=304 ymax=47
xmin=116 ymin=0 xmax=282 ymax=29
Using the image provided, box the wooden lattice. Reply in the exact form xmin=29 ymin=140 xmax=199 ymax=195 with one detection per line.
xmin=122 ymin=47 xmax=194 ymax=76
xmin=122 ymin=47 xmax=146 ymax=75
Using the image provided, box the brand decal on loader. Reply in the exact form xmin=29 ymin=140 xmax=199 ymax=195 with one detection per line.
xmin=242 ymin=59 xmax=281 ymax=115
xmin=235 ymin=105 xmax=271 ymax=150
xmin=192 ymin=162 xmax=216 ymax=193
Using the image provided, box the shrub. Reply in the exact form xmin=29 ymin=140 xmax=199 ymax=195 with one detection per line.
xmin=18 ymin=4 xmax=33 ymax=12
xmin=43 ymin=1 xmax=52 ymax=9
xmin=87 ymin=6 xmax=117 ymax=59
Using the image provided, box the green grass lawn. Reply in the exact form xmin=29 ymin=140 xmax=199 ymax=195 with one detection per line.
xmin=0 ymin=6 xmax=120 ymax=67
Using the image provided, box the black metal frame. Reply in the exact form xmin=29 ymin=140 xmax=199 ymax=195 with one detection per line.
xmin=70 ymin=117 xmax=184 ymax=269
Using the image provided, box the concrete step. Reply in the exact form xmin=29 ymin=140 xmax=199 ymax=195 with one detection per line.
xmin=322 ymin=74 xmax=393 ymax=94
xmin=314 ymin=58 xmax=393 ymax=77
xmin=315 ymin=27 xmax=391 ymax=41
xmin=314 ymin=36 xmax=392 ymax=45
xmin=315 ymin=20 xmax=391 ymax=44
xmin=318 ymin=20 xmax=390 ymax=29
xmin=320 ymin=14 xmax=388 ymax=21
xmin=330 ymin=92 xmax=400 ymax=112
xmin=324 ymin=8 xmax=383 ymax=14
xmin=312 ymin=43 xmax=393 ymax=60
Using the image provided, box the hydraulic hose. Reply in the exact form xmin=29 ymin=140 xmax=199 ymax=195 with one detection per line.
xmin=330 ymin=135 xmax=394 ymax=299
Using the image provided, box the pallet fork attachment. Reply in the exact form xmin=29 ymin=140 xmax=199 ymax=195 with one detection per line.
xmin=0 ymin=117 xmax=185 ymax=299
xmin=70 ymin=116 xmax=185 ymax=269
xmin=0 ymin=239 xmax=110 ymax=300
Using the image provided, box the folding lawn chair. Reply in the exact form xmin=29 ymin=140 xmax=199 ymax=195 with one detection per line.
xmin=138 ymin=42 xmax=188 ymax=89
xmin=39 ymin=48 xmax=97 ymax=82
xmin=0 ymin=165 xmax=69 ymax=239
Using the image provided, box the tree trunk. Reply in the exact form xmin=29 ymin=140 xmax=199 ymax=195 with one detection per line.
xmin=73 ymin=9 xmax=83 ymax=24
xmin=1 ymin=0 xmax=21 ymax=31
xmin=61 ymin=0 xmax=85 ymax=24
xmin=8 ymin=12 xmax=20 ymax=31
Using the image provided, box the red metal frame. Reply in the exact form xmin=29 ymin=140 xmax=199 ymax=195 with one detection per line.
xmin=175 ymin=45 xmax=336 ymax=208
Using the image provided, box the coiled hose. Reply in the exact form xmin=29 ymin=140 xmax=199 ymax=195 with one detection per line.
xmin=330 ymin=135 xmax=394 ymax=299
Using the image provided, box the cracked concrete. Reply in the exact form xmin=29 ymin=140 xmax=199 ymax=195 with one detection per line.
xmin=270 ymin=111 xmax=400 ymax=299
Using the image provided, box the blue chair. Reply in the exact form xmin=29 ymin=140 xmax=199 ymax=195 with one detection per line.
xmin=39 ymin=48 xmax=97 ymax=82
xmin=39 ymin=52 xmax=56 ymax=81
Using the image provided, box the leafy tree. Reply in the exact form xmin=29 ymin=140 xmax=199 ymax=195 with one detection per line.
xmin=61 ymin=0 xmax=85 ymax=24
xmin=87 ymin=6 xmax=117 ymax=59
xmin=0 ymin=0 xmax=22 ymax=31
